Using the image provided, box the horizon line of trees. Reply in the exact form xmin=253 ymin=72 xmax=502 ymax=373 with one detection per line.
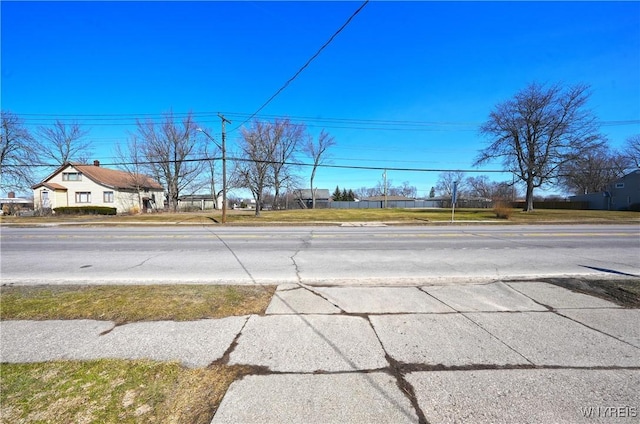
xmin=3 ymin=81 xmax=640 ymax=212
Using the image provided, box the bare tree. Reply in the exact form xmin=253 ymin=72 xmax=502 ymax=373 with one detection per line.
xmin=466 ymin=175 xmax=517 ymax=201
xmin=303 ymin=129 xmax=335 ymax=208
xmin=1 ymin=111 xmax=38 ymax=193
xmin=475 ymin=82 xmax=604 ymax=211
xmin=114 ymin=135 xmax=155 ymax=213
xmin=465 ymin=175 xmax=493 ymax=199
xmin=35 ymin=120 xmax=92 ymax=165
xmin=355 ymin=186 xmax=378 ymax=199
xmin=236 ymin=120 xmax=276 ymax=217
xmin=269 ymin=119 xmax=306 ymax=210
xmin=623 ymin=134 xmax=640 ymax=168
xmin=393 ymin=181 xmax=418 ymax=198
xmin=435 ymin=171 xmax=467 ymax=198
xmin=135 ymin=111 xmax=205 ymax=212
xmin=559 ymin=145 xmax=630 ymax=195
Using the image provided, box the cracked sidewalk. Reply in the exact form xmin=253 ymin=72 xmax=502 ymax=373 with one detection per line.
xmin=2 ymin=281 xmax=639 ymax=423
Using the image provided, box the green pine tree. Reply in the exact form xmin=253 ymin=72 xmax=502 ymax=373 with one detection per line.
xmin=332 ymin=186 xmax=342 ymax=201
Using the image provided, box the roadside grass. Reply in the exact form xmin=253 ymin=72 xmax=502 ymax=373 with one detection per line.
xmin=0 ymin=360 xmax=253 ymax=424
xmin=0 ymin=285 xmax=276 ymax=324
xmin=1 ymin=207 xmax=638 ymax=225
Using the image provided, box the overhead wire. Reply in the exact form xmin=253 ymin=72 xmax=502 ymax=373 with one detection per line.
xmin=4 ymin=155 xmax=509 ymax=174
xmin=227 ymin=0 xmax=370 ymax=133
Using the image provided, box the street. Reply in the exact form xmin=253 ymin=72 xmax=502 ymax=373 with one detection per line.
xmin=1 ymin=224 xmax=639 ymax=285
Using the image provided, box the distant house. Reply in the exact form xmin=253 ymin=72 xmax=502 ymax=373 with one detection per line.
xmin=361 ymin=195 xmax=415 ymax=202
xmin=360 ymin=195 xmax=416 ymax=209
xmin=569 ymin=169 xmax=640 ymax=210
xmin=178 ymin=194 xmax=223 ymax=211
xmin=32 ymin=161 xmax=165 ymax=214
xmin=293 ymin=189 xmax=331 ymax=209
xmin=0 ymin=192 xmax=34 ymax=215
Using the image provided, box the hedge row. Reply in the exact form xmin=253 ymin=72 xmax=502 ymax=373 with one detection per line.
xmin=53 ymin=206 xmax=117 ymax=215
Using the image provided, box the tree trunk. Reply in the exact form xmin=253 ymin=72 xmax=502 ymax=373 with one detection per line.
xmin=524 ymin=179 xmax=535 ymax=212
xmin=310 ymin=176 xmax=316 ymax=209
xmin=254 ymin=192 xmax=261 ymax=217
xmin=169 ymin=180 xmax=179 ymax=212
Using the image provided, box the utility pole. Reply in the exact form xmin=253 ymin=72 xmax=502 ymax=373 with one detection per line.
xmin=218 ymin=113 xmax=231 ymax=224
xmin=383 ymin=170 xmax=388 ymax=208
xmin=451 ymin=180 xmax=458 ymax=223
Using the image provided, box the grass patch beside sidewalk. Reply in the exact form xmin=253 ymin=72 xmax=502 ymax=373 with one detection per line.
xmin=0 ymin=284 xmax=276 ymax=323
xmin=0 ymin=284 xmax=275 ymax=423
xmin=0 ymin=360 xmax=253 ymax=424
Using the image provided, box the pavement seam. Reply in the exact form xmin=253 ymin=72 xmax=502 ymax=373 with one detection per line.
xmin=288 ymin=229 xmax=314 ymax=285
xmin=418 ymin=285 xmax=537 ymax=366
xmin=504 ymin=282 xmax=556 ymax=311
xmin=208 ymin=230 xmax=258 ymax=284
xmin=459 ymin=311 xmax=537 ymax=365
xmin=300 ymin=285 xmax=346 ymax=313
xmin=416 ymin=285 xmax=462 ymax=310
xmin=124 ymin=253 xmax=165 ymax=271
xmin=396 ymin=363 xmax=640 ymax=372
xmin=504 ymin=282 xmax=640 ymax=348
xmin=366 ymin=314 xmax=429 ymax=424
xmin=209 ymin=315 xmax=251 ymax=366
xmin=288 ymin=231 xmax=347 ymax=312
xmin=98 ymin=322 xmax=118 ymax=336
xmin=552 ymin=309 xmax=640 ymax=350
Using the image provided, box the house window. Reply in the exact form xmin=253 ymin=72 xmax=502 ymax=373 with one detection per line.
xmin=104 ymin=191 xmax=114 ymax=203
xmin=615 ymin=183 xmax=624 ymax=189
xmin=62 ymin=172 xmax=82 ymax=181
xmin=75 ymin=192 xmax=91 ymax=203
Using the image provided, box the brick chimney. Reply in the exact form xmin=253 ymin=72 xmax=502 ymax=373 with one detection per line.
xmin=93 ymin=160 xmax=100 ymax=167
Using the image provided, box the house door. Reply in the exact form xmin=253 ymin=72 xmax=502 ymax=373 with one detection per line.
xmin=41 ymin=191 xmax=51 ymax=209
xmin=142 ymin=198 xmax=151 ymax=213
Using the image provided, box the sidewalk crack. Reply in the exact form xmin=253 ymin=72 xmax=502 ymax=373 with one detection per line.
xmin=209 ymin=316 xmax=251 ymax=366
xmin=461 ymin=312 xmax=535 ymax=366
xmin=366 ymin=315 xmax=429 ymax=424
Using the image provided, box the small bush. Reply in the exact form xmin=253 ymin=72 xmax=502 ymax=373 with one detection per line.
xmin=53 ymin=206 xmax=117 ymax=215
xmin=493 ymin=203 xmax=512 ymax=219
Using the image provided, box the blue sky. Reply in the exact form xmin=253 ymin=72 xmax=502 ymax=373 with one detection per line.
xmin=2 ymin=1 xmax=639 ymax=198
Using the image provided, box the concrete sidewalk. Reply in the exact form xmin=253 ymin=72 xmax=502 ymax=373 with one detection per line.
xmin=2 ymin=281 xmax=639 ymax=423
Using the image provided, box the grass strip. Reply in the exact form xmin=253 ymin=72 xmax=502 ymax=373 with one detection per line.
xmin=0 ymin=285 xmax=276 ymax=324
xmin=2 ymin=207 xmax=638 ymax=225
xmin=0 ymin=359 xmax=251 ymax=424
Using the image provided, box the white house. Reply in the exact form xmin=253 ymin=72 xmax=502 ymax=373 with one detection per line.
xmin=32 ymin=161 xmax=165 ymax=214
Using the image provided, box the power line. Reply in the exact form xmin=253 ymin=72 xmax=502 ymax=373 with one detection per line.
xmin=228 ymin=0 xmax=370 ymax=133
xmin=5 ymin=155 xmax=507 ymax=174
xmin=13 ymin=112 xmax=639 ymax=131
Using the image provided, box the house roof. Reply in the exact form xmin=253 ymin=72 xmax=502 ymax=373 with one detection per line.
xmin=33 ymin=162 xmax=163 ymax=191
xmin=294 ymin=189 xmax=331 ymax=200
xmin=32 ymin=182 xmax=67 ymax=191
xmin=74 ymin=164 xmax=163 ymax=190
xmin=362 ymin=195 xmax=416 ymax=202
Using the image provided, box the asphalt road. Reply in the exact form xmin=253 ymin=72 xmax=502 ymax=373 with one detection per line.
xmin=1 ymin=224 xmax=639 ymax=285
